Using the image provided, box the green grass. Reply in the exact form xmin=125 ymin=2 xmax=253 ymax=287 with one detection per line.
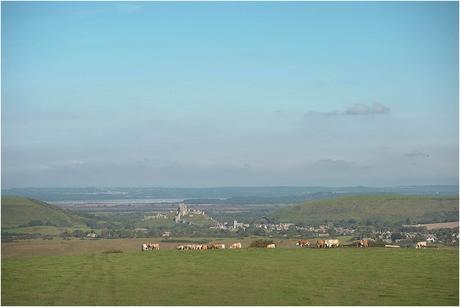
xmin=136 ymin=213 xmax=176 ymax=228
xmin=271 ymin=194 xmax=459 ymax=225
xmin=1 ymin=196 xmax=89 ymax=228
xmin=182 ymin=214 xmax=217 ymax=226
xmin=2 ymin=248 xmax=458 ymax=305
xmin=2 ymin=226 xmax=90 ymax=235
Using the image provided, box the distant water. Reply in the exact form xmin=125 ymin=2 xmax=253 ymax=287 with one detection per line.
xmin=2 ymin=186 xmax=458 ymax=202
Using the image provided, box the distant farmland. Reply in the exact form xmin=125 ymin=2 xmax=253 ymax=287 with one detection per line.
xmin=2 ymin=248 xmax=458 ymax=305
xmin=404 ymin=221 xmax=460 ymax=230
xmin=271 ymin=194 xmax=459 ymax=225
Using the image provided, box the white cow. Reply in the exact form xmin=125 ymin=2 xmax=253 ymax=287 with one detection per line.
xmin=325 ymin=239 xmax=340 ymax=248
xmin=142 ymin=243 xmax=160 ymax=251
xmin=266 ymin=244 xmax=276 ymax=248
xmin=416 ymin=241 xmax=427 ymax=249
xmin=230 ymin=242 xmax=242 ymax=249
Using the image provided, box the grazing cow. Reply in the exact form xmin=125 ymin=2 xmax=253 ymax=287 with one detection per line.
xmin=357 ymin=240 xmax=369 ymax=248
xmin=266 ymin=244 xmax=276 ymax=248
xmin=230 ymin=242 xmax=242 ymax=249
xmin=142 ymin=243 xmax=160 ymax=251
xmin=213 ymin=243 xmax=226 ymax=249
xmin=416 ymin=241 xmax=427 ymax=249
xmin=296 ymin=240 xmax=310 ymax=247
xmin=323 ymin=239 xmax=339 ymax=248
xmin=316 ymin=240 xmax=326 ymax=248
xmin=176 ymin=245 xmax=185 ymax=250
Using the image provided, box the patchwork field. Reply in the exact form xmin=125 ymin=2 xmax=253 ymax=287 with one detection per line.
xmin=406 ymin=221 xmax=460 ymax=230
xmin=2 ymin=242 xmax=458 ymax=305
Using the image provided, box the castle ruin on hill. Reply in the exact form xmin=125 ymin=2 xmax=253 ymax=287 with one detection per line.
xmin=174 ymin=203 xmax=204 ymax=223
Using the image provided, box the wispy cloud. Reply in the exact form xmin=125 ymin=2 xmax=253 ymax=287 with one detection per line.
xmin=304 ymin=111 xmax=339 ymax=117
xmin=344 ymin=103 xmax=390 ymax=115
xmin=305 ymin=102 xmax=390 ymax=118
xmin=311 ymin=159 xmax=371 ymax=170
xmin=403 ymin=151 xmax=430 ymax=158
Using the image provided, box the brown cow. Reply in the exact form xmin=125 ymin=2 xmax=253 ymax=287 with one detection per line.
xmin=296 ymin=240 xmax=310 ymax=247
xmin=357 ymin=240 xmax=369 ymax=248
xmin=316 ymin=240 xmax=326 ymax=248
xmin=209 ymin=243 xmax=225 ymax=249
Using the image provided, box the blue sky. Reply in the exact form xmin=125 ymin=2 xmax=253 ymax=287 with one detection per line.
xmin=2 ymin=1 xmax=458 ymax=187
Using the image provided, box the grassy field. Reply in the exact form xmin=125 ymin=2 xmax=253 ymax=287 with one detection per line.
xmin=1 ymin=237 xmax=355 ymax=258
xmin=271 ymin=194 xmax=459 ymax=225
xmin=1 ymin=196 xmax=89 ymax=228
xmin=405 ymin=221 xmax=460 ymax=230
xmin=2 ymin=245 xmax=458 ymax=305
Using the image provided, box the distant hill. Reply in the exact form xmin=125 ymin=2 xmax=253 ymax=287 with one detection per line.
xmin=1 ymin=196 xmax=89 ymax=229
xmin=270 ymin=194 xmax=459 ymax=225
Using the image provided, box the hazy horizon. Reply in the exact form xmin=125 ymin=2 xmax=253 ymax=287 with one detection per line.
xmin=3 ymin=184 xmax=458 ymax=190
xmin=2 ymin=2 xmax=459 ymax=188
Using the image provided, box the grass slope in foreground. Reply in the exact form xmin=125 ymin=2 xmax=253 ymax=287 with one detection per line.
xmin=1 ymin=196 xmax=89 ymax=229
xmin=2 ymin=248 xmax=458 ymax=305
xmin=270 ymin=194 xmax=459 ymax=225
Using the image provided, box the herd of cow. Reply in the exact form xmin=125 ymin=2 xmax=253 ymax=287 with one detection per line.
xmin=175 ymin=242 xmax=242 ymax=250
xmin=141 ymin=242 xmax=243 ymax=251
xmin=296 ymin=239 xmax=368 ymax=248
xmin=141 ymin=239 xmax=429 ymax=251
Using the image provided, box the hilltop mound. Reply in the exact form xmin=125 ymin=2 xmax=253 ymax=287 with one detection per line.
xmin=1 ymin=196 xmax=89 ymax=228
xmin=270 ymin=194 xmax=459 ymax=225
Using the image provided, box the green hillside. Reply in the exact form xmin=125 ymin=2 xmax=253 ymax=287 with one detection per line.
xmin=270 ymin=194 xmax=459 ymax=225
xmin=1 ymin=196 xmax=89 ymax=229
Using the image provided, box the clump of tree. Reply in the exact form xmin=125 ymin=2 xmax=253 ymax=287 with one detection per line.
xmin=249 ymin=239 xmax=274 ymax=248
